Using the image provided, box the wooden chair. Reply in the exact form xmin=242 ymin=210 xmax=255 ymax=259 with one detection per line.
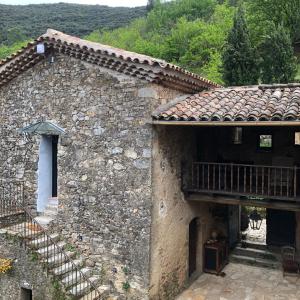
xmin=281 ymin=246 xmax=299 ymax=276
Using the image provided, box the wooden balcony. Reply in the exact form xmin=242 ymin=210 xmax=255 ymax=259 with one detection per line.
xmin=187 ymin=162 xmax=299 ymax=202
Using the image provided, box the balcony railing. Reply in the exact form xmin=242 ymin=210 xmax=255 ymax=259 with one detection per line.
xmin=188 ymin=162 xmax=299 ymax=201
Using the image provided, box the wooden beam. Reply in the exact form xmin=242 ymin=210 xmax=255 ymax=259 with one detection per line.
xmin=187 ymin=193 xmax=300 ymax=211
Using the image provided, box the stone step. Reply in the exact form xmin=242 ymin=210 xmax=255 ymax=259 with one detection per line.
xmin=239 ymin=241 xmax=268 ymax=251
xmin=37 ymin=241 xmax=66 ymax=257
xmin=52 ymin=259 xmax=83 ymax=276
xmin=0 ymin=209 xmax=24 ymax=218
xmin=233 ymin=246 xmax=277 ymax=260
xmin=43 ymin=209 xmax=58 ymax=217
xmin=62 ymin=267 xmax=92 ymax=288
xmin=42 ymin=251 xmax=76 ymax=267
xmin=48 ymin=197 xmax=58 ymax=205
xmin=34 ymin=215 xmax=54 ymax=228
xmin=28 ymin=233 xmax=60 ymax=248
xmin=44 ymin=204 xmax=58 ymax=212
xmin=1 ymin=222 xmax=43 ymax=238
xmin=68 ymin=276 xmax=101 ymax=297
xmin=230 ymin=254 xmax=281 ymax=269
xmin=79 ymin=285 xmax=110 ymax=300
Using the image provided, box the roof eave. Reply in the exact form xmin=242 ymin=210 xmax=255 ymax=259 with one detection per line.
xmin=151 ymin=120 xmax=300 ymax=127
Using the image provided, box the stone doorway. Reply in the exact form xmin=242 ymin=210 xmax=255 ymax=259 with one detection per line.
xmin=189 ymin=218 xmax=198 ymax=276
xmin=231 ymin=206 xmax=280 ymax=269
xmin=266 ymin=209 xmax=296 ymax=247
xmin=241 ymin=206 xmax=266 ymax=245
xmin=188 ymin=217 xmax=203 ymax=278
xmin=37 ymin=135 xmax=58 ymax=212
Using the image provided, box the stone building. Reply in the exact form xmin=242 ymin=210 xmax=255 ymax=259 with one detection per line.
xmin=1 ymin=29 xmax=300 ymax=300
xmin=0 ymin=29 xmax=218 ymax=300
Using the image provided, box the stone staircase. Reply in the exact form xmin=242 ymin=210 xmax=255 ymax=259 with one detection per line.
xmin=230 ymin=241 xmax=281 ymax=269
xmin=0 ymin=221 xmax=111 ymax=299
xmin=35 ymin=197 xmax=59 ymax=228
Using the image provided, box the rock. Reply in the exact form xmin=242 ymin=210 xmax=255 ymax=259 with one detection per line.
xmin=138 ymin=87 xmax=158 ymax=98
xmin=113 ymin=163 xmax=125 ymax=170
xmin=133 ymin=159 xmax=149 ymax=169
xmin=93 ymin=126 xmax=105 ymax=136
xmin=142 ymin=149 xmax=151 ymax=158
xmin=124 ymin=149 xmax=138 ymax=159
xmin=85 ymin=259 xmax=96 ymax=267
xmin=111 ymin=147 xmax=123 ymax=155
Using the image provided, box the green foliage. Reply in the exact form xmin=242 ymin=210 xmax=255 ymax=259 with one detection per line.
xmin=0 ymin=0 xmax=299 ymax=86
xmin=64 ymin=243 xmax=77 ymax=252
xmin=0 ymin=3 xmax=146 ymax=45
xmin=146 ymin=0 xmax=158 ymax=12
xmin=260 ymin=24 xmax=297 ymax=84
xmin=222 ymin=5 xmax=259 ymax=85
xmin=247 ymin=0 xmax=300 ymax=44
xmin=122 ymin=281 xmax=131 ymax=291
xmin=122 ymin=266 xmax=130 ymax=275
xmin=29 ymin=252 xmax=39 ymax=262
xmin=145 ymin=0 xmax=217 ymax=34
xmin=51 ymin=278 xmax=68 ymax=300
xmin=0 ymin=40 xmax=29 ymax=60
xmin=178 ymin=4 xmax=235 ymax=83
xmin=295 ymin=64 xmax=300 ymax=82
xmin=86 ymin=1 xmax=234 ymax=84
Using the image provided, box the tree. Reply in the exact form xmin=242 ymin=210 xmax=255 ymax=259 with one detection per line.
xmin=222 ymin=6 xmax=259 ymax=86
xmin=248 ymin=0 xmax=300 ymax=44
xmin=146 ymin=0 xmax=156 ymax=12
xmin=260 ymin=24 xmax=297 ymax=84
xmin=6 ymin=27 xmax=26 ymax=45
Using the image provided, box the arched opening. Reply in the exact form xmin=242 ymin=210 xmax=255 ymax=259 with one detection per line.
xmin=188 ymin=217 xmax=198 ymax=277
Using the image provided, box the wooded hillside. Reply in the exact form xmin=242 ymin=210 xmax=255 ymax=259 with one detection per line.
xmin=0 ymin=3 xmax=146 ymax=45
xmin=1 ymin=0 xmax=299 ymax=85
xmin=86 ymin=0 xmax=300 ymax=84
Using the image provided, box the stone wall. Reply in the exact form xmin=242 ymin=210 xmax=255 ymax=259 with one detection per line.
xmin=0 ymin=54 xmax=182 ymax=298
xmin=0 ymin=234 xmax=58 ymax=300
xmin=149 ymin=126 xmax=215 ymax=299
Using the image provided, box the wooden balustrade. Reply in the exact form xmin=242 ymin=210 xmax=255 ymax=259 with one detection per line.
xmin=188 ymin=162 xmax=299 ymax=201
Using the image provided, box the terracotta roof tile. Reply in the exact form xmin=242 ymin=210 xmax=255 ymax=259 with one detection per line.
xmin=0 ymin=29 xmax=221 ymax=93
xmin=153 ymin=84 xmax=300 ymax=122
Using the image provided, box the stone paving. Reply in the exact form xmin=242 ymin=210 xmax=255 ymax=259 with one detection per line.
xmin=176 ymin=262 xmax=300 ymax=300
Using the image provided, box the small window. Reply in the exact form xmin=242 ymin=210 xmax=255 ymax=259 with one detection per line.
xmin=21 ymin=288 xmax=32 ymax=300
xmin=295 ymin=132 xmax=300 ymax=145
xmin=259 ymin=134 xmax=272 ymax=149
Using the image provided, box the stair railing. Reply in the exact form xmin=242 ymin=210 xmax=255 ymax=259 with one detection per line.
xmin=0 ymin=180 xmax=103 ymax=300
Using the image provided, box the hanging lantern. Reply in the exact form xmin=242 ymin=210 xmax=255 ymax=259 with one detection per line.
xmin=249 ymin=209 xmax=262 ymax=230
xmin=232 ymin=127 xmax=242 ymax=144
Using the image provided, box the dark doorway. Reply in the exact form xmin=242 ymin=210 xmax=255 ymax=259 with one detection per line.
xmin=21 ymin=288 xmax=32 ymax=300
xmin=189 ymin=218 xmax=198 ymax=277
xmin=266 ymin=209 xmax=295 ymax=246
xmin=52 ymin=135 xmax=58 ymax=197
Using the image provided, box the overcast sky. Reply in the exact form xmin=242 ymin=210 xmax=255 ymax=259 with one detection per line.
xmin=0 ymin=0 xmax=147 ymax=6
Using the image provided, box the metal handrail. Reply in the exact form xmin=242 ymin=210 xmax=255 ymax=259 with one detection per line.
xmin=0 ymin=181 xmax=102 ymax=300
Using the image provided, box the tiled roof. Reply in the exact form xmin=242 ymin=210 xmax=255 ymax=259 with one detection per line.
xmin=152 ymin=84 xmax=300 ymax=122
xmin=0 ymin=29 xmax=220 ymax=93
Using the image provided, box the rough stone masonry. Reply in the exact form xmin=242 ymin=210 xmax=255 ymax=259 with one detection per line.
xmin=0 ymin=53 xmax=182 ymax=299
